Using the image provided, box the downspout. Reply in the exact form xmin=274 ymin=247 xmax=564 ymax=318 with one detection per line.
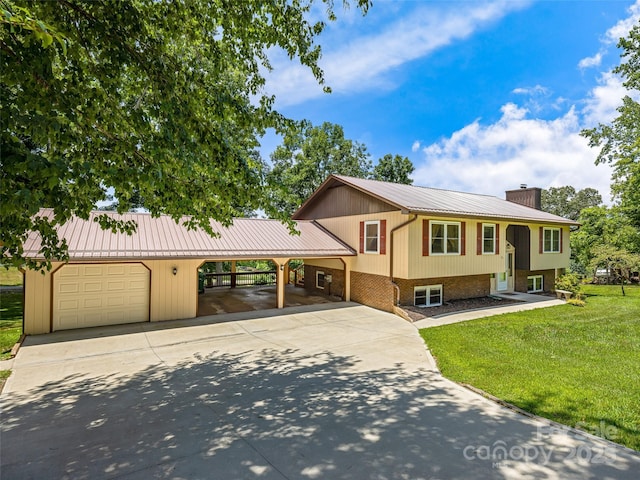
xmin=389 ymin=214 xmax=418 ymax=306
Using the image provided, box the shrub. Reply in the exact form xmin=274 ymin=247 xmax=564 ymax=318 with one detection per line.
xmin=566 ymin=298 xmax=586 ymax=307
xmin=555 ymin=273 xmax=582 ymax=295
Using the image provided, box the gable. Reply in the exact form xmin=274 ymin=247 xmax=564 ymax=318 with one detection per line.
xmin=294 ymin=184 xmax=398 ymax=219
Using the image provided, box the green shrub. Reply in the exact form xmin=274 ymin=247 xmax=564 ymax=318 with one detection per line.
xmin=555 ymin=273 xmax=582 ymax=295
xmin=566 ymin=298 xmax=586 ymax=307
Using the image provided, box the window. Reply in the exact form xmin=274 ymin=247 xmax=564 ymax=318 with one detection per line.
xmin=482 ymin=223 xmax=495 ymax=254
xmin=543 ymin=228 xmax=561 ymax=253
xmin=431 ymin=221 xmax=460 ymax=255
xmin=414 ymin=285 xmax=443 ymax=307
xmin=527 ymin=275 xmax=543 ymax=293
xmin=364 ymin=221 xmax=380 ymax=254
xmin=316 ymin=271 xmax=325 ymax=289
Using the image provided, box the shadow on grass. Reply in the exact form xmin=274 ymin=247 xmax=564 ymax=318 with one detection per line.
xmin=3 ymin=347 xmax=639 ymax=479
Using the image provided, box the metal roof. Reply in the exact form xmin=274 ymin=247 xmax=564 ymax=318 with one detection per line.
xmin=23 ymin=209 xmax=356 ymax=260
xmin=294 ymin=175 xmax=579 ymax=225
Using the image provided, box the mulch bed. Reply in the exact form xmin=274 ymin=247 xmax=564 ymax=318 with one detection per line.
xmin=400 ymin=296 xmax=523 ymax=322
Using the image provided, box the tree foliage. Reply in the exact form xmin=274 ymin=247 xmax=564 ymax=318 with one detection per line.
xmin=588 ymin=244 xmax=640 ymax=295
xmin=581 ymin=22 xmax=640 ymax=227
xmin=541 ymin=186 xmax=602 ymax=221
xmin=372 ymin=154 xmax=414 ymax=184
xmin=266 ymin=121 xmax=372 ymax=217
xmin=0 ymin=0 xmax=370 ymax=269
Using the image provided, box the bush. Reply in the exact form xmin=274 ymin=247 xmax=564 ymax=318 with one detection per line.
xmin=555 ymin=273 xmax=582 ymax=295
xmin=566 ymin=298 xmax=586 ymax=307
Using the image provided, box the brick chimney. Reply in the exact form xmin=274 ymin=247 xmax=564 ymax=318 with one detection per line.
xmin=506 ymin=184 xmax=542 ymax=210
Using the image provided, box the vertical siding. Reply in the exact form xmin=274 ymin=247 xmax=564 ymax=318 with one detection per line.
xmin=143 ymin=259 xmax=200 ymax=322
xmin=24 ymin=263 xmax=61 ymax=334
xmin=316 ymin=211 xmax=410 ymax=277
xmin=407 ymin=218 xmax=505 ymax=279
xmin=530 ymin=226 xmax=571 ymax=271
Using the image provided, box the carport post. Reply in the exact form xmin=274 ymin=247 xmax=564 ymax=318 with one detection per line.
xmin=342 ymin=258 xmax=351 ymax=301
xmin=274 ymin=258 xmax=289 ymax=308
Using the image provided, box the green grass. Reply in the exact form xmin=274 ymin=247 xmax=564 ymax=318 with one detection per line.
xmin=0 ymin=292 xmax=23 ymax=360
xmin=0 ymin=266 xmax=23 ymax=286
xmin=420 ymin=284 xmax=640 ymax=450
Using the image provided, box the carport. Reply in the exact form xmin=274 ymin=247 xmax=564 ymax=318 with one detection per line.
xmin=21 ymin=210 xmax=356 ymax=334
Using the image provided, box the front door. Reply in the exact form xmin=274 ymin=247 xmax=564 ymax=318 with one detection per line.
xmin=496 ymin=245 xmax=514 ymax=292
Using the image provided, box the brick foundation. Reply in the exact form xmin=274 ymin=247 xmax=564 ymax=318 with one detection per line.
xmin=350 ymin=271 xmax=396 ymax=312
xmin=395 ymin=274 xmax=490 ymax=306
xmin=515 ymin=269 xmax=555 ymax=293
xmin=303 ymin=265 xmax=345 ymax=299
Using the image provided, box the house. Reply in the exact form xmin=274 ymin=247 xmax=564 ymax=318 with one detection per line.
xmin=293 ymin=175 xmax=579 ymax=313
xmin=21 ymin=175 xmax=577 ymax=334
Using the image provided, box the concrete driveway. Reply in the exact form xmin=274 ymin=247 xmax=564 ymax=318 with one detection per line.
xmin=1 ymin=303 xmax=638 ymax=479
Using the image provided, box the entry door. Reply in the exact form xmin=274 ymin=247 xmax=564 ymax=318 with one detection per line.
xmin=497 ymin=249 xmax=513 ymax=292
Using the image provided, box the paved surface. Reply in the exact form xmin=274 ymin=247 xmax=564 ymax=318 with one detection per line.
xmin=1 ymin=303 xmax=638 ymax=479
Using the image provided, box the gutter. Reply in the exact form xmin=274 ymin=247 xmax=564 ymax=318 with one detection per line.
xmin=389 ymin=214 xmax=418 ymax=306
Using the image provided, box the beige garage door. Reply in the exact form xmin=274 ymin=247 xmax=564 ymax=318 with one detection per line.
xmin=53 ymin=263 xmax=150 ymax=331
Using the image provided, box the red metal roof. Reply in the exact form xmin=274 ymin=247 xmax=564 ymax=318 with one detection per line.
xmin=23 ymin=209 xmax=356 ymax=260
xmin=294 ymin=175 xmax=580 ymax=225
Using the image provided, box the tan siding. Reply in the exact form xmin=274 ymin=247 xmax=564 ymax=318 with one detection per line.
xmin=529 ymin=226 xmax=571 ymax=271
xmin=304 ymin=258 xmax=345 ymax=269
xmin=143 ymin=259 xmax=200 ymax=322
xmin=407 ymin=218 xmax=505 ymax=279
xmin=23 ymin=263 xmax=60 ymax=334
xmin=316 ymin=211 xmax=409 ymax=277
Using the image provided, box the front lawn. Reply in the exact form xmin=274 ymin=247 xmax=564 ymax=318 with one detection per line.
xmin=0 ymin=292 xmax=23 ymax=360
xmin=0 ymin=266 xmax=23 ymax=286
xmin=420 ymin=284 xmax=640 ymax=450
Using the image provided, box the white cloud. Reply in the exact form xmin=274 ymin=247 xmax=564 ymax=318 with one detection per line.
xmin=578 ymin=52 xmax=602 ymax=70
xmin=264 ymin=0 xmax=531 ymax=106
xmin=512 ymin=85 xmax=549 ymax=96
xmin=414 ymin=104 xmax=613 ymax=202
xmin=581 ymin=72 xmax=628 ymax=127
xmin=411 ymin=141 xmax=421 ymax=152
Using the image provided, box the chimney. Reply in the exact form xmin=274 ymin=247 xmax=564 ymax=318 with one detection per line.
xmin=506 ymin=186 xmax=542 ymax=210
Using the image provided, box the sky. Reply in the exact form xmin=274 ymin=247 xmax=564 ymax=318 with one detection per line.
xmin=260 ymin=0 xmax=640 ymax=203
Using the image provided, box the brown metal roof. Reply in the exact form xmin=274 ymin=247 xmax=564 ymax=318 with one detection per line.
xmin=23 ymin=209 xmax=356 ymax=260
xmin=294 ymin=175 xmax=579 ymax=225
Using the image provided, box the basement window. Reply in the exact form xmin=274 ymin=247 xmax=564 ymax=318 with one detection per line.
xmin=527 ymin=275 xmax=543 ymax=293
xmin=316 ymin=271 xmax=325 ymax=289
xmin=414 ymin=285 xmax=443 ymax=307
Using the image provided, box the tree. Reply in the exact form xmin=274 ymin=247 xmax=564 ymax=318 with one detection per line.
xmin=581 ymin=23 xmax=640 ymax=228
xmin=589 ymin=245 xmax=640 ymax=296
xmin=570 ymin=205 xmax=640 ymax=274
xmin=541 ymin=186 xmax=602 ymax=221
xmin=372 ymin=154 xmax=414 ymax=184
xmin=0 ymin=0 xmax=370 ymax=269
xmin=266 ymin=122 xmax=372 ymax=217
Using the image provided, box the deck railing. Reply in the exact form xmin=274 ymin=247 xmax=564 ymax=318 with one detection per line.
xmin=204 ymin=271 xmax=277 ymax=288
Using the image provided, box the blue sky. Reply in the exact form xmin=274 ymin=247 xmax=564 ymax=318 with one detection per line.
xmin=261 ymin=0 xmax=640 ymax=202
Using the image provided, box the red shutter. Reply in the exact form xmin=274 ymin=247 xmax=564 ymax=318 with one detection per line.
xmin=359 ymin=221 xmax=364 ymax=254
xmin=559 ymin=228 xmax=563 ymax=253
xmin=495 ymin=223 xmax=500 ymax=255
xmin=539 ymin=227 xmax=544 ymax=254
xmin=477 ymin=223 xmax=483 ymax=255
xmin=422 ymin=219 xmax=429 ymax=256
xmin=380 ymin=220 xmax=387 ymax=255
xmin=461 ymin=221 xmax=466 ymax=256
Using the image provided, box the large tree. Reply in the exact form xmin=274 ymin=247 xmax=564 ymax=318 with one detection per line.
xmin=371 ymin=154 xmax=414 ymax=184
xmin=582 ymin=22 xmax=640 ymax=228
xmin=540 ymin=186 xmax=602 ymax=221
xmin=266 ymin=121 xmax=372 ymax=217
xmin=0 ymin=0 xmax=369 ymax=269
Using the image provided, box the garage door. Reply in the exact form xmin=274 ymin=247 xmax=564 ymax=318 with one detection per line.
xmin=53 ymin=263 xmax=150 ymax=331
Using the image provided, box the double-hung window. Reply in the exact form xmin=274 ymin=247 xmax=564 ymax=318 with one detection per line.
xmin=414 ymin=285 xmax=443 ymax=307
xmin=482 ymin=223 xmax=496 ymax=254
xmin=316 ymin=271 xmax=325 ymax=289
xmin=543 ymin=228 xmax=561 ymax=253
xmin=431 ymin=221 xmax=460 ymax=255
xmin=364 ymin=221 xmax=380 ymax=254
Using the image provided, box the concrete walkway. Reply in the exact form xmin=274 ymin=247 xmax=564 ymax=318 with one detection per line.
xmin=1 ymin=303 xmax=638 ymax=479
xmin=414 ymin=292 xmax=565 ymax=329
